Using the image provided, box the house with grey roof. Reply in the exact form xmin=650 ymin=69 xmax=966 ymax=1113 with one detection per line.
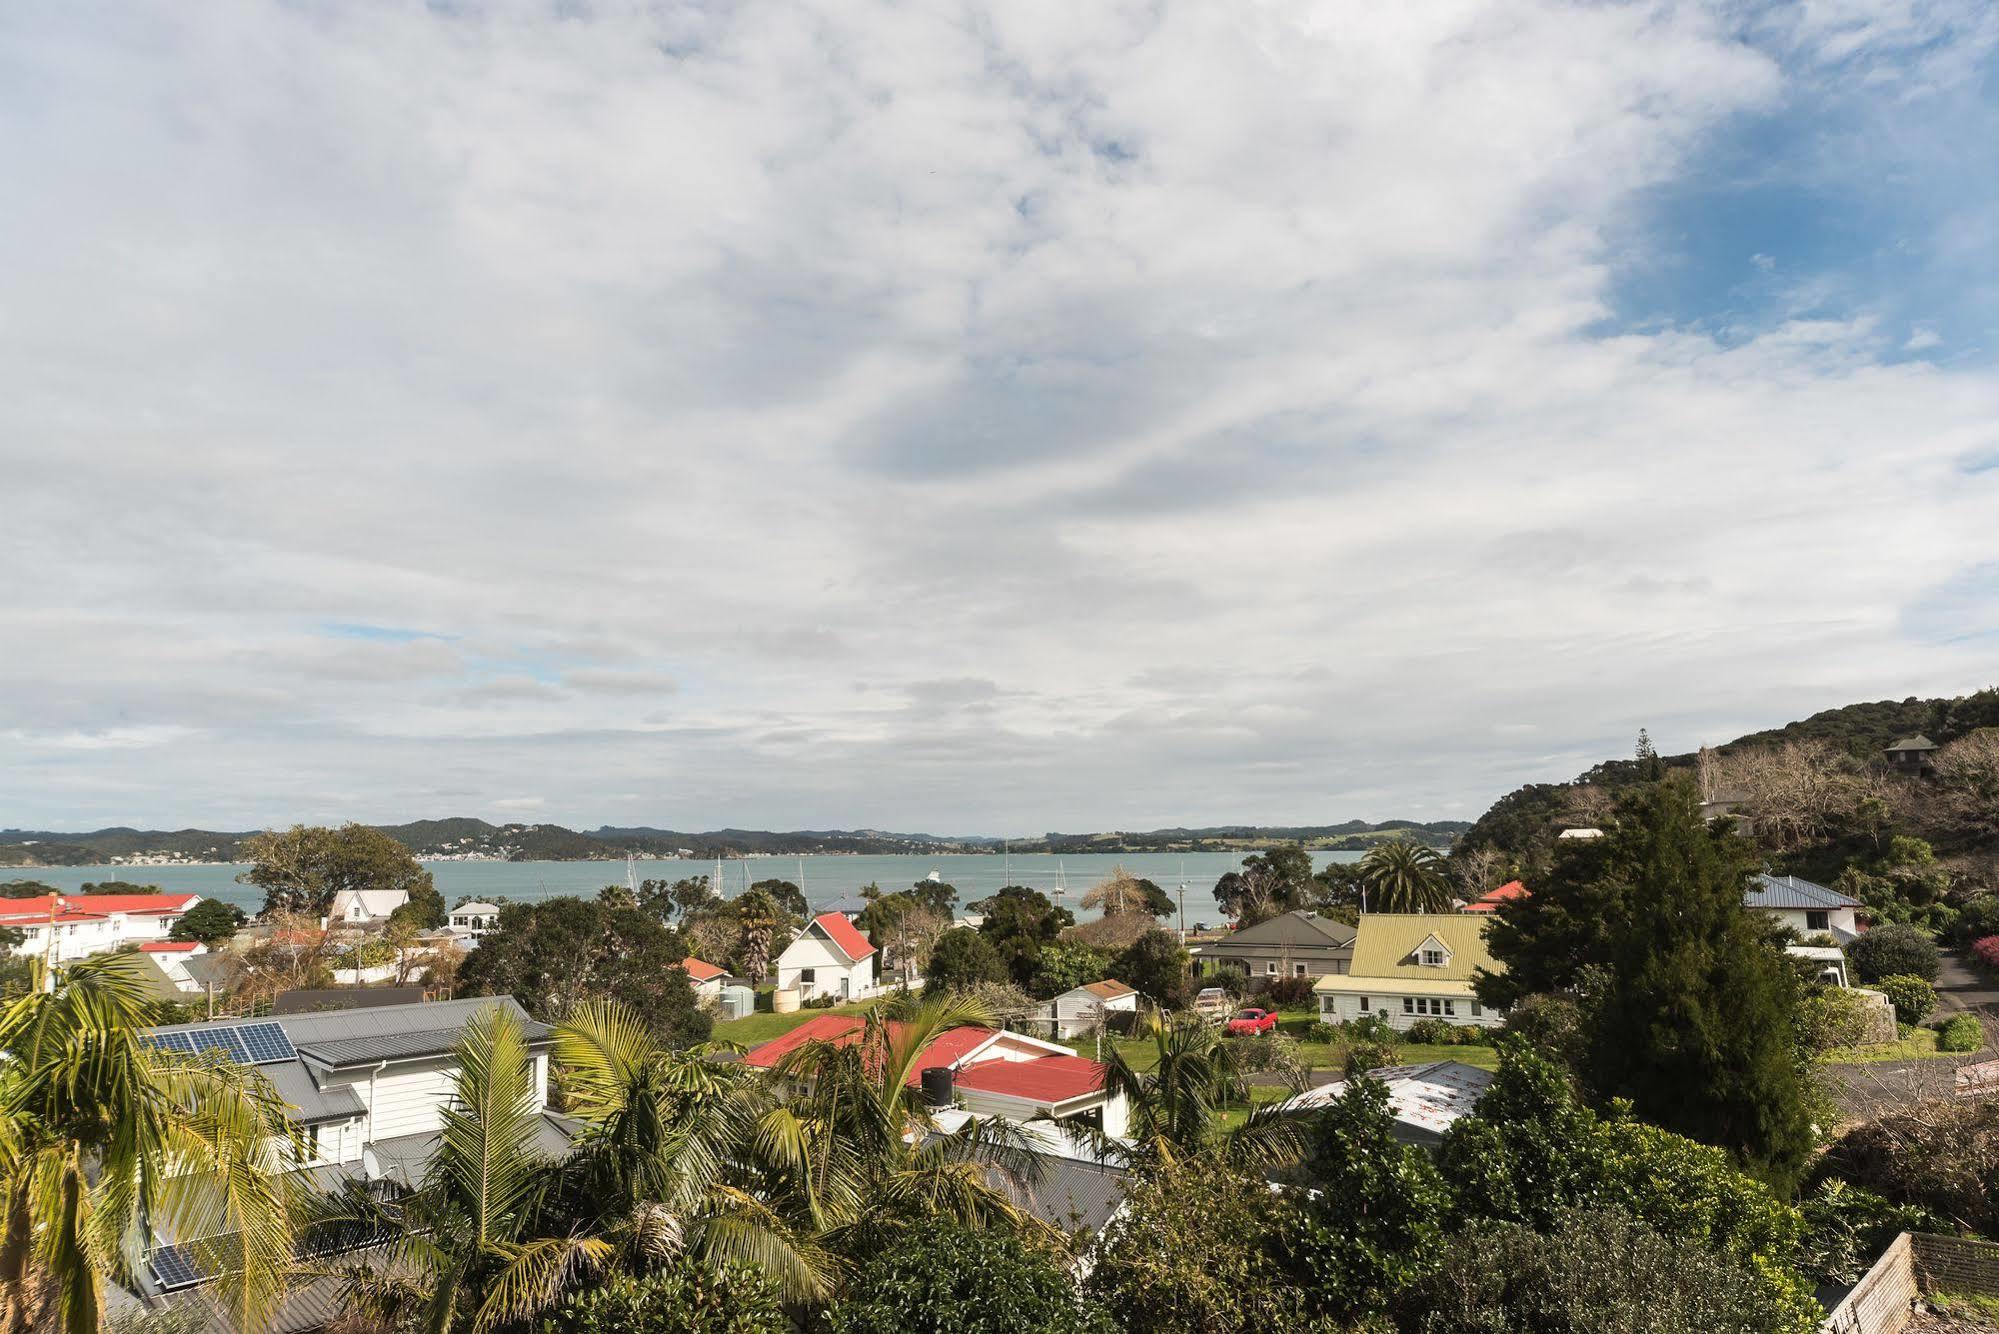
xmin=1189 ymin=909 xmax=1357 ymax=989
xmin=1885 ymin=735 xmax=1939 ymax=774
xmin=1743 ymin=873 xmax=1862 ymax=943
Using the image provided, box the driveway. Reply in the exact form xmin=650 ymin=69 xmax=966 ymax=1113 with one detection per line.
xmin=1823 ymin=950 xmax=1999 ymax=1122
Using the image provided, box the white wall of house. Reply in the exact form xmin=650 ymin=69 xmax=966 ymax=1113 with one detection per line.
xmin=1318 ymin=989 xmax=1503 ymax=1030
xmin=1050 ymin=991 xmax=1138 ymax=1039
xmin=6 ymin=916 xmax=123 ymax=961
xmin=314 ymin=1051 xmax=551 ymax=1149
xmin=775 ymin=933 xmax=873 ymax=1000
xmin=1752 ymin=905 xmax=1859 ymax=939
xmin=955 ymin=1087 xmax=1129 ymax=1137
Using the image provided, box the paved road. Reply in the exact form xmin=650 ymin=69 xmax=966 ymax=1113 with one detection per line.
xmin=1823 ymin=950 xmax=1999 ymax=1122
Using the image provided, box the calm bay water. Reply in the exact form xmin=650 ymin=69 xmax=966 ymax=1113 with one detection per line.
xmin=23 ymin=849 xmax=1363 ymax=927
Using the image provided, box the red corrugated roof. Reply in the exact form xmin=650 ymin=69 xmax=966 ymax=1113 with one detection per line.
xmin=0 ymin=893 xmax=199 ymax=917
xmin=1081 ymin=980 xmax=1135 ymax=1000
xmin=0 ymin=906 xmax=112 ymax=926
xmin=139 ymin=942 xmax=200 ymax=953
xmin=742 ymin=1017 xmax=999 ymax=1076
xmin=1464 ymin=881 xmax=1526 ymax=913
xmin=954 ymin=1054 xmax=1107 ymax=1103
xmin=682 ymin=956 xmax=726 ymax=982
xmin=812 ymin=912 xmax=877 ymax=962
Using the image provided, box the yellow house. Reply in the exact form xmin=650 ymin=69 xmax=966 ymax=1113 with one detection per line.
xmin=1312 ymin=914 xmax=1506 ymax=1031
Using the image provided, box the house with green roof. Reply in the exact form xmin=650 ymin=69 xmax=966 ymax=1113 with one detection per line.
xmin=1312 ymin=913 xmax=1506 ymax=1031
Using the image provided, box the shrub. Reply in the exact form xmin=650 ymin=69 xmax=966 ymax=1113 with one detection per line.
xmin=832 ymin=1224 xmax=1112 ymax=1334
xmin=1958 ymin=896 xmax=1999 ymax=946
xmin=1261 ymin=974 xmax=1315 ymax=1007
xmin=1306 ymin=1021 xmax=1340 ymax=1045
xmin=1874 ymin=974 xmax=1937 ymax=1027
xmin=1937 ymin=1013 xmax=1983 ymax=1052
xmin=923 ymin=927 xmax=1007 ymax=996
xmin=1405 ymin=1017 xmax=1455 ymax=1045
xmin=1342 ymin=1013 xmax=1399 ymax=1044
xmin=1451 ymin=1025 xmax=1490 ymax=1046
xmin=1851 ymin=923 xmax=1940 ymax=983
xmin=1973 ymin=935 xmax=1999 ymax=972
xmin=1796 ymin=1179 xmax=1943 ymax=1286
xmin=1499 ymin=991 xmax=1588 ymax=1072
xmin=1222 ymin=1034 xmax=1305 ymax=1078
xmin=802 ymin=994 xmax=841 ymax=1010
xmin=1401 ymin=1208 xmax=1822 ymax=1334
xmin=1344 ymin=1040 xmax=1400 ymax=1076
xmin=1796 ymin=987 xmax=1870 ymax=1054
xmin=1819 ymin=1098 xmax=1999 ymax=1234
xmin=539 ymin=1260 xmax=786 ymax=1333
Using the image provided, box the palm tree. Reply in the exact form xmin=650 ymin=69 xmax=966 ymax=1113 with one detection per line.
xmin=1358 ymin=840 xmax=1454 ymax=913
xmin=0 ymin=954 xmax=303 ymax=1334
xmin=1099 ymin=1011 xmax=1305 ymax=1169
xmin=754 ymin=993 xmax=1051 ymax=1271
xmin=734 ymin=889 xmax=779 ymax=984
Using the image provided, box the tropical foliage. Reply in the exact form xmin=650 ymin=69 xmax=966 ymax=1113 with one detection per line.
xmin=1357 ymin=839 xmax=1454 ymax=913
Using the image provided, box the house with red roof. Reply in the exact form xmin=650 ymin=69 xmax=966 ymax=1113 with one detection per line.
xmin=0 ymin=892 xmax=202 ymax=963
xmin=742 ymin=1016 xmax=1130 ymax=1137
xmin=680 ymin=955 xmax=729 ymax=1001
xmin=1462 ymin=881 xmax=1526 ymax=914
xmin=775 ymin=911 xmax=878 ymax=1001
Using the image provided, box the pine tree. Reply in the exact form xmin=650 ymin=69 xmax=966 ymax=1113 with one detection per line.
xmin=1583 ymin=775 xmax=1816 ymax=1189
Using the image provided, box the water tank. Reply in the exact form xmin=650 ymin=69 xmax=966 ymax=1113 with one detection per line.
xmin=921 ymin=1066 xmax=955 ymax=1109
xmin=772 ymin=987 xmax=801 ymax=1015
xmin=719 ymin=986 xmax=755 ymax=1022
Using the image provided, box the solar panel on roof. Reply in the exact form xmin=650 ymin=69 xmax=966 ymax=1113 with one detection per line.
xmin=146 ymin=1031 xmax=196 ymax=1056
xmin=190 ymin=1028 xmax=250 ymax=1062
xmin=235 ymin=1022 xmax=297 ymax=1064
xmin=148 ymin=1245 xmax=206 ymax=1290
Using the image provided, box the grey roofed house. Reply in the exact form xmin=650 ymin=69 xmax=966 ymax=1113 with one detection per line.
xmin=273 ymin=986 xmax=427 ymax=1015
xmin=1888 ymin=734 xmax=1939 ymax=753
xmin=1743 ymin=873 xmax=1862 ymax=911
xmin=819 ymin=894 xmax=874 ymax=918
xmin=1190 ymin=909 xmax=1357 ymax=983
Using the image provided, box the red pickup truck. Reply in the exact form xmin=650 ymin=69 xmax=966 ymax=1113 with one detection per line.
xmin=1225 ymin=1007 xmax=1279 ymax=1036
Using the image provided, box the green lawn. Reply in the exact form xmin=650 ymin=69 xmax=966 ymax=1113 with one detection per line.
xmin=1821 ymin=1026 xmax=1948 ymax=1063
xmin=710 ymin=1000 xmax=873 ymax=1048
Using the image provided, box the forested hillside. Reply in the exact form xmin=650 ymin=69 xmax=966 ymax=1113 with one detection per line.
xmin=1454 ymin=688 xmax=1999 ymax=934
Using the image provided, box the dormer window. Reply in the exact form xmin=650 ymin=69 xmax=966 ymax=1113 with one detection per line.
xmin=1413 ymin=934 xmax=1453 ymax=967
xmin=1420 ymin=948 xmax=1445 ymax=966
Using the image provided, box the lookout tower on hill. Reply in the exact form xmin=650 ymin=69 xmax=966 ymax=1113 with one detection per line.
xmin=1884 ymin=735 xmax=1938 ymax=775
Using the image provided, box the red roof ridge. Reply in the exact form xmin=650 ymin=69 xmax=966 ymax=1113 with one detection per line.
xmin=681 ymin=956 xmax=726 ymax=981
xmin=812 ymin=912 xmax=877 ymax=962
xmin=139 ymin=941 xmax=200 ymax=952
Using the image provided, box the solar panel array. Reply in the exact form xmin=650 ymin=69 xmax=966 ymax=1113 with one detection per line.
xmin=148 ymin=1245 xmax=207 ymax=1290
xmin=147 ymin=1022 xmax=296 ymax=1066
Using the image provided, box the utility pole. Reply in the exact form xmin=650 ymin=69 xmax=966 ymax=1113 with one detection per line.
xmin=1178 ymin=858 xmax=1188 ymax=942
xmin=42 ymin=893 xmax=63 ymax=994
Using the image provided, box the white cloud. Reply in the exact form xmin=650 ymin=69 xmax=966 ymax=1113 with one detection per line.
xmin=1 ymin=0 xmax=1995 ymax=832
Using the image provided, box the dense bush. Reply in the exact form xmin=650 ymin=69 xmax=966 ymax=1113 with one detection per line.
xmin=1958 ymin=897 xmax=1999 ymax=946
xmin=1874 ymin=974 xmax=1938 ymax=1027
xmin=1796 ymin=1179 xmax=1943 ymax=1286
xmin=1851 ymin=923 xmax=1940 ymax=983
xmin=1260 ymin=974 xmax=1315 ymax=1007
xmin=538 ymin=1261 xmax=787 ymax=1333
xmin=1402 ymin=1208 xmax=1822 ymax=1334
xmin=1028 ymin=941 xmax=1110 ymax=999
xmin=1499 ymin=990 xmax=1588 ymax=1072
xmin=1405 ymin=1017 xmax=1455 ymax=1045
xmin=1221 ymin=1033 xmax=1305 ymax=1078
xmin=1937 ymin=1013 xmax=1983 ymax=1052
xmin=1796 ymin=986 xmax=1870 ymax=1054
xmin=922 ymin=927 xmax=1007 ymax=996
xmin=1973 ymin=934 xmax=1999 ymax=971
xmin=830 ymin=1225 xmax=1112 ymax=1334
xmin=1306 ymin=1021 xmax=1340 ymax=1045
xmin=1085 ymin=1158 xmax=1313 ymax=1331
xmin=1819 ymin=1098 xmax=1999 ymax=1234
xmin=1344 ymin=1040 xmax=1400 ymax=1076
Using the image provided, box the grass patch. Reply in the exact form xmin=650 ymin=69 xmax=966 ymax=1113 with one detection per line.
xmin=1058 ymin=1033 xmax=1499 ymax=1074
xmin=1821 ymin=1026 xmax=1947 ymax=1064
xmin=711 ymin=1001 xmax=873 ymax=1048
xmin=1929 ymin=1290 xmax=1999 ymax=1322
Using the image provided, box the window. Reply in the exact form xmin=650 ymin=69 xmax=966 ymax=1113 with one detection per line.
xmin=1265 ymin=961 xmax=1278 ymax=975
xmin=1442 ymin=1000 xmax=1455 ymax=1016
xmin=799 ymin=968 xmax=816 ymax=985
xmin=1294 ymin=963 xmax=1308 ymax=977
xmin=1470 ymin=1002 xmax=1482 ymax=1018
xmin=1356 ymin=997 xmax=1369 ymax=1012
xmin=1420 ymin=948 xmax=1445 ymax=966
xmin=1806 ymin=910 xmax=1829 ymax=932
xmin=1402 ymin=998 xmax=1415 ymax=1014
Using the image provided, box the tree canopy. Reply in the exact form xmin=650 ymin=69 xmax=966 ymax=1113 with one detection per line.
xmin=238 ymin=822 xmax=435 ymax=918
xmin=169 ymin=896 xmax=246 ymax=945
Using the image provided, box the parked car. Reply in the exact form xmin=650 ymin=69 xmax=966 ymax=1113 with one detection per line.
xmin=1225 ymin=1007 xmax=1278 ymax=1036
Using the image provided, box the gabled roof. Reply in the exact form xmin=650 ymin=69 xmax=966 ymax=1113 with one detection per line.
xmin=1463 ymin=881 xmax=1526 ymax=914
xmin=1344 ymin=914 xmax=1497 ymax=982
xmin=740 ymin=1015 xmax=997 ymax=1075
xmin=330 ymin=889 xmax=408 ymax=913
xmin=954 ymin=1054 xmax=1106 ymax=1103
xmin=1887 ymin=735 xmax=1938 ymax=752
xmin=449 ymin=901 xmax=500 ymax=916
xmin=0 ymin=893 xmax=199 ymax=918
xmin=682 ymin=956 xmax=726 ymax=982
xmin=807 ymin=911 xmax=876 ymax=962
xmin=1207 ymin=910 xmax=1356 ymax=950
xmin=1744 ymin=873 xmax=1862 ymax=911
xmin=1078 ymin=980 xmax=1135 ymax=1001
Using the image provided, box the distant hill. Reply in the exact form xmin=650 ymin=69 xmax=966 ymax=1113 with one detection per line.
xmin=0 ymin=815 xmax=1455 ymax=867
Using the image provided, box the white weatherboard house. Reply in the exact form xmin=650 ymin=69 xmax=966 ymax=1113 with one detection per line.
xmin=776 ymin=912 xmax=877 ymax=1000
xmin=1742 ymin=873 xmax=1862 ymax=943
xmin=447 ymin=901 xmax=501 ymax=939
xmin=1049 ymin=979 xmax=1140 ymax=1038
xmin=326 ymin=887 xmax=410 ymax=926
xmin=1314 ymin=914 xmax=1507 ymax=1032
xmin=0 ymin=893 xmax=202 ymax=961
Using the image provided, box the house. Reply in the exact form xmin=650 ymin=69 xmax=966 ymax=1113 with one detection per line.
xmin=819 ymin=894 xmax=875 ymax=920
xmin=928 ymin=1113 xmax=1130 ymax=1234
xmin=1313 ymin=914 xmax=1506 ymax=1031
xmin=446 ymin=901 xmax=501 ymax=939
xmin=1787 ymin=944 xmax=1851 ymax=988
xmin=1743 ymin=873 xmax=1862 ymax=943
xmin=1049 ymin=979 xmax=1139 ymax=1038
xmin=775 ymin=912 xmax=877 ymax=1000
xmin=0 ymin=892 xmax=202 ymax=961
xmin=744 ymin=1015 xmax=1129 ymax=1136
xmin=272 ymin=986 xmax=428 ymax=1015
xmin=1462 ymin=881 xmax=1526 ymax=914
xmin=681 ymin=955 xmax=729 ymax=1001
xmin=134 ymin=941 xmax=207 ymax=996
xmin=1557 ymin=827 xmax=1603 ymax=841
xmin=129 ymin=997 xmax=568 ymax=1328
xmin=1885 ymin=735 xmax=1939 ymax=775
xmin=1279 ymin=1061 xmax=1494 ymax=1147
xmin=1189 ymin=910 xmax=1357 ymax=986
xmin=325 ymin=888 xmax=409 ymax=927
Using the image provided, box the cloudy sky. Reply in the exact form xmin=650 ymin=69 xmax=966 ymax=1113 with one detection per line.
xmin=4 ymin=0 xmax=1997 ymax=835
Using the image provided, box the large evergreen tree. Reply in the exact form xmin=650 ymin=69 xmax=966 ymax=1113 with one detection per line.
xmin=1484 ymin=777 xmax=1817 ymax=1188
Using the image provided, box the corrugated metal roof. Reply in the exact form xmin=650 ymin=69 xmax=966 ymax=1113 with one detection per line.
xmin=1887 ymin=735 xmax=1938 ymax=751
xmin=1280 ymin=1061 xmax=1494 ymax=1142
xmin=297 ymin=1021 xmax=551 ymax=1069
xmin=1743 ymin=873 xmax=1862 ymax=911
xmin=1209 ymin=910 xmax=1357 ymax=950
xmin=273 ymin=987 xmax=427 ymax=1015
xmin=257 ymin=1062 xmax=366 ymax=1125
xmin=1345 ymin=914 xmax=1498 ymax=981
